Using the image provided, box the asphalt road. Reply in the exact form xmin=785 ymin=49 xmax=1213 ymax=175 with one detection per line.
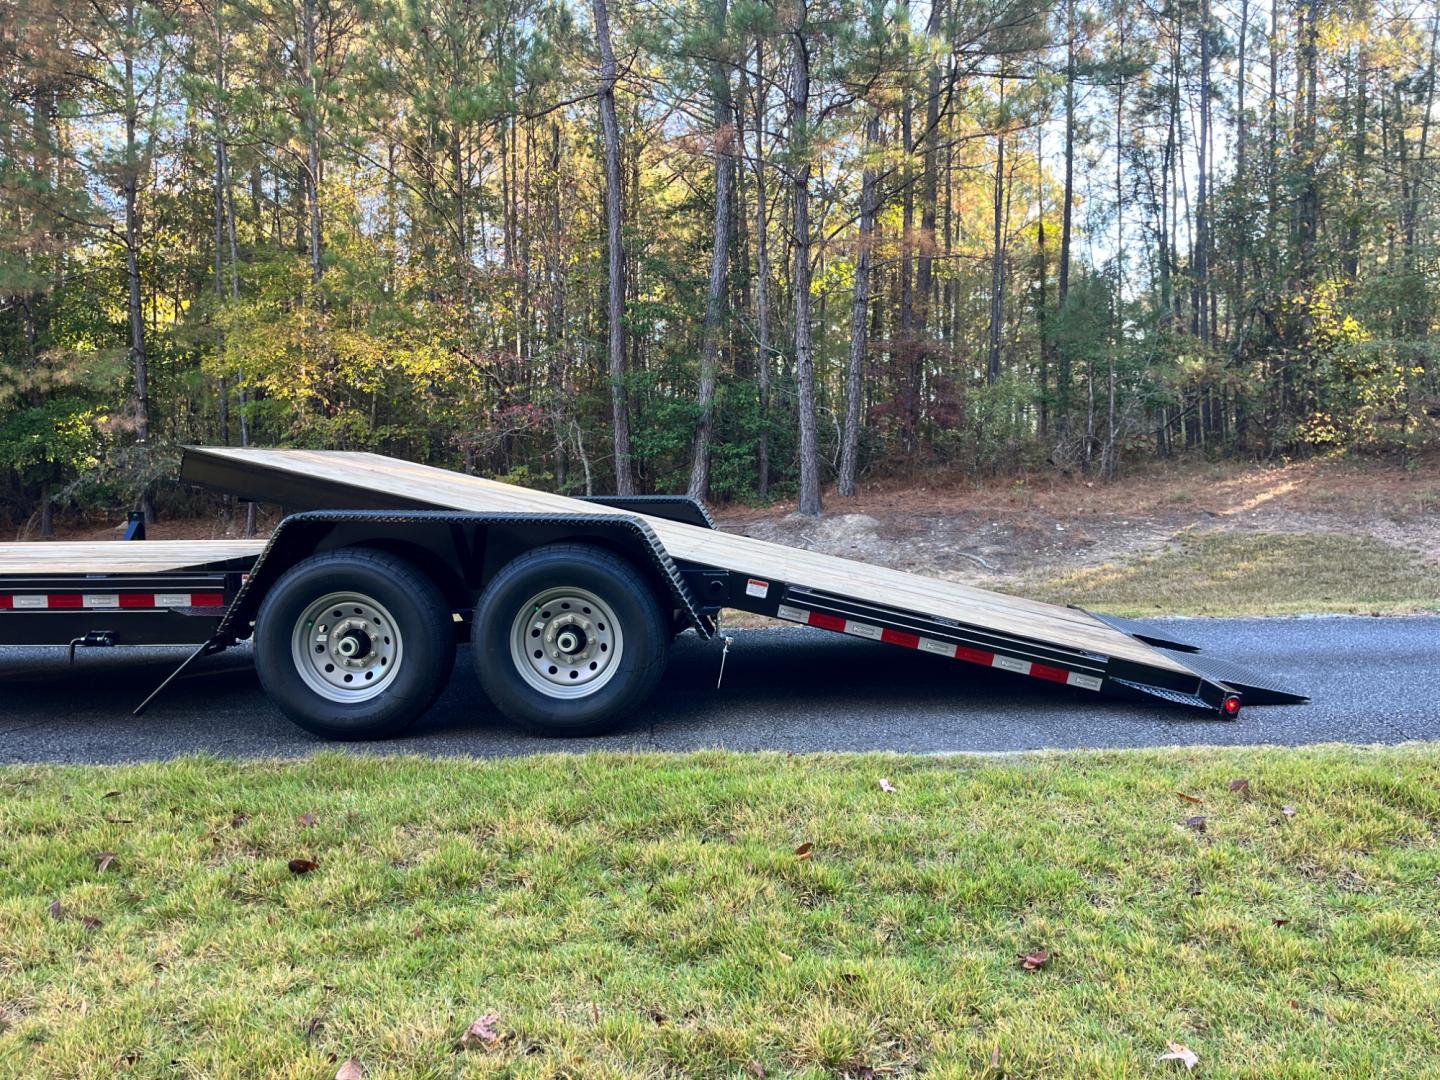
xmin=1 ymin=616 xmax=1436 ymax=763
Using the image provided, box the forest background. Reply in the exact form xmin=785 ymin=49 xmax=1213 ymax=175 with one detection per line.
xmin=2 ymin=0 xmax=1438 ymax=535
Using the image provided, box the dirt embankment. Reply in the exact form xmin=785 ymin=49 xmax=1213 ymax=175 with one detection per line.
xmin=716 ymin=456 xmax=1440 ymax=589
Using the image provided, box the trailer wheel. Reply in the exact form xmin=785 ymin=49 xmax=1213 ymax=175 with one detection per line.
xmin=472 ymin=543 xmax=668 ymax=736
xmin=254 ymin=549 xmax=455 ymax=740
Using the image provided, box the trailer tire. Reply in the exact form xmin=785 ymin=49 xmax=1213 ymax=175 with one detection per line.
xmin=472 ymin=543 xmax=668 ymax=736
xmin=254 ymin=549 xmax=455 ymax=740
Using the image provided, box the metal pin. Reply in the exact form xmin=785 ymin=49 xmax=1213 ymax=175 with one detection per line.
xmin=716 ymin=635 xmax=733 ymax=689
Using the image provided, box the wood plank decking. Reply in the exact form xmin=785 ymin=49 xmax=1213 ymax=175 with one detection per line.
xmin=0 ymin=540 xmax=267 ymax=576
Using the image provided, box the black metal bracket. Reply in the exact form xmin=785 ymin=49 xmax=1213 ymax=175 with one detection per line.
xmin=68 ymin=631 xmax=115 ymax=663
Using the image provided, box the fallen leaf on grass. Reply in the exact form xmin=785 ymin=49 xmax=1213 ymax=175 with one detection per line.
xmin=794 ymin=842 xmax=814 ymax=860
xmin=1281 ymin=805 xmax=1298 ymax=818
xmin=1018 ymin=949 xmax=1050 ymax=971
xmin=230 ymin=811 xmax=249 ymax=828
xmin=879 ymin=778 xmax=897 ymax=793
xmin=839 ymin=1063 xmax=891 ymax=1079
xmin=334 ymin=1058 xmax=363 ymax=1080
xmin=298 ymin=813 xmax=317 ymax=827
xmin=1228 ymin=778 xmax=1251 ymax=793
xmin=747 ymin=1061 xmax=767 ymax=1078
xmin=1176 ymin=792 xmax=1203 ymax=805
xmin=1158 ymin=1041 xmax=1199 ymax=1070
xmin=460 ymin=1013 xmax=501 ymax=1049
xmin=95 ymin=852 xmax=117 ymax=873
xmin=287 ymin=858 xmax=319 ymax=875
xmin=1274 ymin=917 xmax=1290 ymax=927
xmin=102 ymin=790 xmax=121 ymax=799
xmin=48 ymin=900 xmax=100 ymax=929
xmin=1185 ymin=815 xmax=1207 ymax=833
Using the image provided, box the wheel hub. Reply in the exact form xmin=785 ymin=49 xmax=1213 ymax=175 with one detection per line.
xmin=511 ymin=587 xmax=623 ymax=698
xmin=292 ymin=592 xmax=403 ymax=702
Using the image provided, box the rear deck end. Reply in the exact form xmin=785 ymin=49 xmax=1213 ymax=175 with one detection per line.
xmin=0 ymin=540 xmax=260 ymax=652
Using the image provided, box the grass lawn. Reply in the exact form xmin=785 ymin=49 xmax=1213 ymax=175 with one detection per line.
xmin=2 ymin=748 xmax=1438 ymax=1078
xmin=1021 ymin=531 xmax=1440 ymax=617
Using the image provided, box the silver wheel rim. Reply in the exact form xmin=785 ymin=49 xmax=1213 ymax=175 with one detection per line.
xmin=291 ymin=591 xmax=403 ymax=703
xmin=509 ymin=586 xmax=623 ymax=699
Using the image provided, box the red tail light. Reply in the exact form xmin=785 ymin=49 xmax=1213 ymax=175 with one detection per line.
xmin=1222 ymin=695 xmax=1242 ymax=717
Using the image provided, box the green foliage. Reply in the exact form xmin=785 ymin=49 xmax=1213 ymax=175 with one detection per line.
xmin=0 ymin=0 xmax=1438 ymax=527
xmin=0 ymin=398 xmax=106 ymax=486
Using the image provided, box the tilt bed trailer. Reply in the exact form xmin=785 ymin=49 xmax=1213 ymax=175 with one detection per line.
xmin=0 ymin=447 xmax=1307 ymax=739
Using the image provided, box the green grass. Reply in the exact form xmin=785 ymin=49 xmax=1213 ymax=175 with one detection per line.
xmin=1022 ymin=531 xmax=1440 ymax=617
xmin=3 ymin=749 xmax=1439 ymax=1078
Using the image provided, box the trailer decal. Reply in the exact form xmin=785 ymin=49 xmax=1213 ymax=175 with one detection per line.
xmin=0 ymin=592 xmax=226 ymax=611
xmin=773 ymin=602 xmax=1105 ymax=692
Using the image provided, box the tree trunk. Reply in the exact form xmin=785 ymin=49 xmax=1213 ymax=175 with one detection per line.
xmin=1193 ymin=0 xmax=1210 ymax=345
xmin=1340 ymin=45 xmax=1365 ymax=290
xmin=1035 ymin=125 xmax=1049 ymax=437
xmin=986 ymin=73 xmax=1006 ymax=385
xmin=212 ymin=0 xmax=232 ymax=528
xmin=1403 ymin=16 xmax=1438 ymax=275
xmin=913 ymin=1 xmax=944 ymax=333
xmin=123 ymin=0 xmax=153 ymax=522
xmin=1234 ymin=0 xmax=1250 ymax=318
xmin=752 ymin=38 xmax=772 ymax=499
xmin=789 ymin=17 xmax=821 ymax=517
xmin=839 ymin=111 xmax=879 ymax=498
xmin=1292 ymin=0 xmax=1320 ymax=282
xmin=687 ymin=0 xmax=735 ymax=501
xmin=1057 ymin=0 xmax=1076 ymax=418
xmin=39 ymin=479 xmax=54 ymax=538
xmin=593 ymin=0 xmax=635 ymax=495
xmin=1403 ymin=14 xmax=1438 ymax=357
xmin=302 ymin=0 xmax=323 ymax=286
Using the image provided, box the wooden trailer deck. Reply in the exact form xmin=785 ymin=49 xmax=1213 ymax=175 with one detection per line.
xmin=0 ymin=539 xmax=267 ymax=575
xmin=179 ymin=446 xmax=1192 ymax=675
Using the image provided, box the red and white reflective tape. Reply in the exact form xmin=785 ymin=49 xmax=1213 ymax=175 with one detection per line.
xmin=0 ymin=592 xmax=225 ymax=611
xmin=775 ymin=603 xmax=1104 ymax=691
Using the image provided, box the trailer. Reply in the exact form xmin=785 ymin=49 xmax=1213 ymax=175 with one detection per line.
xmin=0 ymin=446 xmax=1306 ymax=738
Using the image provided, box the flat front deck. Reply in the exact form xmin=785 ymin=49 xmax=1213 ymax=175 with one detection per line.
xmin=185 ymin=447 xmax=1191 ymax=675
xmin=0 ymin=540 xmax=267 ymax=576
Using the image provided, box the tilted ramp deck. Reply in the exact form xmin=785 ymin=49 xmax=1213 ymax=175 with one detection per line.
xmin=177 ymin=446 xmax=1307 ymax=715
